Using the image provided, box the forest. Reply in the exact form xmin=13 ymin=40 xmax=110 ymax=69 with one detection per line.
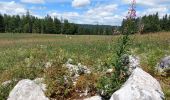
xmin=0 ymin=11 xmax=170 ymax=35
xmin=0 ymin=11 xmax=113 ymax=35
xmin=121 ymin=12 xmax=170 ymax=34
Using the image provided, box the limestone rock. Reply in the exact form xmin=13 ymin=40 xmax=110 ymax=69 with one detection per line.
xmin=84 ymin=95 xmax=102 ymax=100
xmin=64 ymin=59 xmax=91 ymax=78
xmin=156 ymin=56 xmax=170 ymax=76
xmin=8 ymin=79 xmax=49 ymax=100
xmin=128 ymin=55 xmax=140 ymax=73
xmin=106 ymin=68 xmax=114 ymax=74
xmin=33 ymin=78 xmax=46 ymax=91
xmin=110 ymin=67 xmax=164 ymax=100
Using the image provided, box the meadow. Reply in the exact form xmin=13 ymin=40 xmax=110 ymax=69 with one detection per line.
xmin=0 ymin=33 xmax=170 ymax=99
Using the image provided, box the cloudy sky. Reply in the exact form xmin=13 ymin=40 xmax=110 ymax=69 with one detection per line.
xmin=0 ymin=0 xmax=170 ymax=25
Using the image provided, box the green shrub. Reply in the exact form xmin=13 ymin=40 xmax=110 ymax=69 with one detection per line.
xmin=0 ymin=80 xmax=18 ymax=100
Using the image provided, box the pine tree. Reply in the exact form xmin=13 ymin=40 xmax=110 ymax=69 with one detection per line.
xmin=0 ymin=14 xmax=5 ymax=33
xmin=44 ymin=15 xmax=55 ymax=34
xmin=54 ymin=17 xmax=61 ymax=34
xmin=63 ymin=19 xmax=70 ymax=34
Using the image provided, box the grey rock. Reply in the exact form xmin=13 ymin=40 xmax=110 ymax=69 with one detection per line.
xmin=64 ymin=61 xmax=91 ymax=77
xmin=128 ymin=55 xmax=140 ymax=73
xmin=8 ymin=79 xmax=49 ymax=100
xmin=156 ymin=56 xmax=170 ymax=75
xmin=110 ymin=67 xmax=164 ymax=100
xmin=64 ymin=63 xmax=91 ymax=86
xmin=84 ymin=95 xmax=102 ymax=100
xmin=33 ymin=78 xmax=46 ymax=91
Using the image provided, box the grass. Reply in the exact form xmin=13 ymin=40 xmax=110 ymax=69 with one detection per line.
xmin=0 ymin=32 xmax=170 ymax=99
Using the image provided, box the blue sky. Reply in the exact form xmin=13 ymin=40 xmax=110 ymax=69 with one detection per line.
xmin=0 ymin=0 xmax=170 ymax=25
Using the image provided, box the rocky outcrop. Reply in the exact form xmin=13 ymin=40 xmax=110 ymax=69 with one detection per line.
xmin=7 ymin=79 xmax=49 ymax=100
xmin=64 ymin=59 xmax=91 ymax=86
xmin=65 ymin=63 xmax=91 ymax=76
xmin=110 ymin=67 xmax=164 ymax=100
xmin=156 ymin=56 xmax=170 ymax=76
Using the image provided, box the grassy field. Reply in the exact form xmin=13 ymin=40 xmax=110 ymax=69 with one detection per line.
xmin=0 ymin=33 xmax=170 ymax=99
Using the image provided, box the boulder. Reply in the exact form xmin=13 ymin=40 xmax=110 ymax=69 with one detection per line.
xmin=110 ymin=67 xmax=164 ymax=100
xmin=33 ymin=78 xmax=46 ymax=91
xmin=8 ymin=79 xmax=49 ymax=100
xmin=128 ymin=55 xmax=140 ymax=74
xmin=156 ymin=56 xmax=170 ymax=76
xmin=84 ymin=95 xmax=102 ymax=100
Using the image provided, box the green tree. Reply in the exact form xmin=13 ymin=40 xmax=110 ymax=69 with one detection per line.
xmin=44 ymin=15 xmax=55 ymax=34
xmin=160 ymin=14 xmax=168 ymax=31
xmin=63 ymin=19 xmax=70 ymax=34
xmin=54 ymin=17 xmax=61 ymax=34
xmin=0 ymin=14 xmax=5 ymax=33
xmin=32 ymin=18 xmax=41 ymax=33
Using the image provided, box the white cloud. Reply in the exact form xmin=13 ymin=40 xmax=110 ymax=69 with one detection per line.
xmin=0 ymin=1 xmax=26 ymax=15
xmin=122 ymin=0 xmax=155 ymax=7
xmin=49 ymin=3 xmax=122 ymax=25
xmin=50 ymin=12 xmax=79 ymax=19
xmin=139 ymin=7 xmax=168 ymax=18
xmin=30 ymin=6 xmax=47 ymax=10
xmin=72 ymin=0 xmax=91 ymax=8
xmin=86 ymin=4 xmax=118 ymax=17
xmin=21 ymin=0 xmax=45 ymax=4
xmin=122 ymin=0 xmax=170 ymax=18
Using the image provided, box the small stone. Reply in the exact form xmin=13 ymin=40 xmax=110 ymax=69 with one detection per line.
xmin=106 ymin=69 xmax=114 ymax=74
xmin=1 ymin=80 xmax=12 ymax=86
xmin=45 ymin=62 xmax=52 ymax=68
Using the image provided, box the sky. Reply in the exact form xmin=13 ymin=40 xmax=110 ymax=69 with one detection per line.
xmin=0 ymin=0 xmax=170 ymax=26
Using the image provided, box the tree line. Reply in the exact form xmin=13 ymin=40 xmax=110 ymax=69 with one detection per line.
xmin=1 ymin=11 xmax=169 ymax=35
xmin=0 ymin=11 xmax=113 ymax=35
xmin=121 ymin=12 xmax=170 ymax=34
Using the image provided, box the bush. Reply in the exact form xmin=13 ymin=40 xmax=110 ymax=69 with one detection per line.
xmin=44 ymin=61 xmax=73 ymax=99
xmin=0 ymin=80 xmax=18 ymax=100
xmin=75 ymin=73 xmax=98 ymax=95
